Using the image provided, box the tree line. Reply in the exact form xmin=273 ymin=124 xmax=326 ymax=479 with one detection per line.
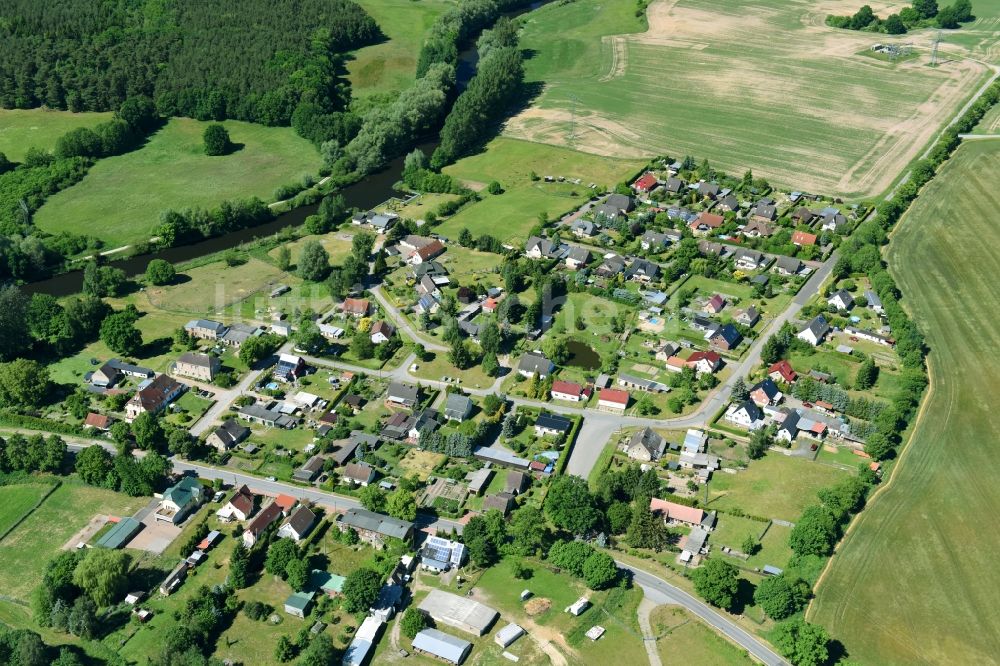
xmin=0 ymin=0 xmax=380 ymax=128
xmin=828 ymin=0 xmax=973 ymax=33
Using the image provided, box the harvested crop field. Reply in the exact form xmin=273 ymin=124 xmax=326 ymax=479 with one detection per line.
xmin=810 ymin=141 xmax=1000 ymax=664
xmin=508 ymin=0 xmax=992 ymax=197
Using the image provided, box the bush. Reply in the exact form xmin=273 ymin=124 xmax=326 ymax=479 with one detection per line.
xmin=203 ymin=124 xmax=232 ymax=156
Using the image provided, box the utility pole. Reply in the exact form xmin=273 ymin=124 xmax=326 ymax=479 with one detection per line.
xmin=568 ymin=93 xmax=580 ymax=147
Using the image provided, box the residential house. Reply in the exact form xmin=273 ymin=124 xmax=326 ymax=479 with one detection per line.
xmin=768 ymin=360 xmax=797 ymax=384
xmin=343 ymin=462 xmax=376 ymax=486
xmin=625 ymin=258 xmax=660 ymax=283
xmin=84 ymin=412 xmax=111 ymax=430
xmin=369 ymin=212 xmax=398 ymax=232
xmin=775 ymin=410 xmax=801 ymax=443
xmin=717 ymin=194 xmax=739 ymax=212
xmin=828 ymin=289 xmax=854 ymax=311
xmin=571 ymin=219 xmax=596 ymax=237
xmin=565 ymin=246 xmax=591 ymax=269
xmin=386 ymin=382 xmax=419 ymax=408
xmin=649 ymin=498 xmax=714 ymax=529
xmin=641 ymin=231 xmax=671 ymax=251
xmin=733 ymin=249 xmax=764 ymax=271
xmin=595 ymin=193 xmax=634 ymax=219
xmin=726 ymin=400 xmax=765 ymax=429
xmin=749 ymin=378 xmax=782 ymax=406
xmin=155 ymin=477 xmax=204 ymax=524
xmin=820 ymin=211 xmax=848 ymax=233
xmin=243 ymin=501 xmax=284 ymax=547
xmin=689 ymin=212 xmax=724 ymax=235
xmin=845 ymin=326 xmax=894 ymax=346
xmin=654 ymin=341 xmax=680 ymax=362
xmin=505 ymin=471 xmax=530 ymax=495
xmin=798 ymin=315 xmax=830 ymax=346
xmin=91 ymin=359 xmax=153 ymax=388
xmin=710 ymin=324 xmax=743 ymax=351
xmin=380 ymin=412 xmax=412 ymax=441
xmin=679 ymin=451 xmax=722 ymax=471
xmin=221 ymin=323 xmax=261 ymax=348
xmin=293 ymin=455 xmax=325 ymax=482
xmin=664 ymin=177 xmax=685 ymax=194
xmin=683 ymin=429 xmax=707 ymax=454
xmin=370 ymin=321 xmax=395 ymax=344
xmin=336 ymin=508 xmax=413 ymax=548
xmin=791 ymin=230 xmax=817 ymax=246
xmin=278 ymin=506 xmax=317 ymax=541
xmin=207 ymin=419 xmax=250 ymax=452
xmin=705 ymin=294 xmax=726 ymax=314
xmin=598 ymin=388 xmax=629 ymax=413
xmin=443 ymin=394 xmax=473 ymax=422
xmin=524 ymin=236 xmax=560 ymax=260
xmin=686 ymin=350 xmax=722 ymax=375
xmin=534 ymin=412 xmax=572 ymax=437
xmin=173 ymin=352 xmax=220 ymax=382
xmin=865 ymin=290 xmax=884 ymax=313
xmin=274 ymin=354 xmax=306 ymax=383
xmin=184 ymin=319 xmax=227 ymax=340
xmin=624 ymin=427 xmax=666 ymax=462
xmin=457 ymin=320 xmax=480 ymax=342
xmin=773 ymin=256 xmax=803 ymax=276
xmin=409 ymin=240 xmax=445 ymax=265
xmin=742 ymin=219 xmax=776 ymax=238
xmin=791 ymin=207 xmax=816 ymax=225
xmin=735 ymin=305 xmax=759 ymax=327
xmin=595 ymin=254 xmax=627 ymax=278
xmin=617 ymin=373 xmax=668 ymax=393
xmin=632 ymin=172 xmax=659 ymax=193
xmin=342 ymin=298 xmax=370 ymax=317
xmin=482 ymin=492 xmax=516 ymax=515
xmin=318 ymin=323 xmax=344 ymax=341
xmin=416 ymin=294 xmax=440 ymax=315
xmin=551 ymin=380 xmax=586 ymax=402
xmin=125 ymin=374 xmax=184 ymax=421
xmin=751 ymin=202 xmax=777 ymax=222
xmin=238 ymin=403 xmax=296 ymax=428
xmin=408 ymin=410 xmax=441 ymax=441
xmin=420 ymin=536 xmax=467 ymax=572
xmin=517 ymin=352 xmax=554 ymax=379
xmin=695 ymin=182 xmax=720 ymax=199
xmin=217 ymin=485 xmax=255 ymax=522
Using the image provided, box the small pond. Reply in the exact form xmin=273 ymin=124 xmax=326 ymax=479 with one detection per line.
xmin=565 ymin=339 xmax=601 ymax=370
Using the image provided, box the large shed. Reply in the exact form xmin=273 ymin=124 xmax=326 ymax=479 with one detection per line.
xmin=417 ymin=589 xmax=499 ymax=636
xmin=412 ymin=629 xmax=472 ymax=665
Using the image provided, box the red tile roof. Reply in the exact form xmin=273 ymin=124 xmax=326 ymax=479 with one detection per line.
xmin=791 ymin=231 xmax=817 ymax=246
xmin=414 ymin=240 xmax=445 ymax=261
xmin=688 ymin=351 xmax=721 ymax=364
xmin=599 ymin=388 xmax=629 ymax=406
xmin=696 ymin=212 xmax=724 ymax=228
xmin=343 ymin=298 xmax=370 ymax=315
xmin=649 ymin=498 xmax=705 ymax=525
xmin=274 ymin=494 xmax=297 ymax=512
xmin=768 ymin=360 xmax=797 ymax=383
xmin=633 ymin=172 xmax=658 ymax=192
xmin=551 ymin=380 xmax=583 ymax=397
xmin=84 ymin=412 xmax=111 ymax=429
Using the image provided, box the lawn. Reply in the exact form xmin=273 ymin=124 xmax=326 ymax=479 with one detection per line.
xmin=409 ymin=350 xmax=495 ymax=389
xmin=347 ymin=0 xmax=454 ymax=95
xmin=508 ymin=0 xmax=990 ymax=197
xmin=146 ymin=257 xmax=290 ymax=316
xmin=437 ymin=137 xmax=644 ymax=242
xmin=34 ymin=117 xmax=321 ymax=247
xmin=810 ymin=140 xmax=1000 ymax=664
xmin=0 ymin=480 xmax=142 ymax=601
xmin=0 ymin=482 xmax=55 ymax=536
xmin=706 ymin=455 xmax=851 ymax=523
xmin=651 ymin=605 xmax=753 ymax=666
xmin=398 ymin=449 xmax=447 ymax=481
xmin=0 ymin=108 xmax=114 ymax=161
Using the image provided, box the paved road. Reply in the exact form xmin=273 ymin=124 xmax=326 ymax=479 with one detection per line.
xmin=623 ymin=563 xmax=788 ymax=666
xmin=171 ymin=458 xmax=464 ymax=535
xmin=369 ymin=284 xmax=448 ymax=352
xmin=4 ymin=428 xmax=118 ymax=454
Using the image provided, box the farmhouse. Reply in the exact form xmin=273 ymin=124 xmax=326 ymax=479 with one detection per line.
xmin=551 ymin=379 xmax=586 ymax=402
xmin=206 ymin=419 xmax=250 ymax=451
xmin=91 ymin=359 xmax=153 ymax=388
xmin=342 ymin=298 xmax=371 ymax=317
xmin=173 ymin=352 xmax=220 ymax=382
xmin=798 ymin=315 xmax=830 ymax=346
xmin=238 ymin=403 xmax=295 ymax=428
xmin=409 ymin=240 xmax=446 ymax=265
xmin=598 ymin=388 xmax=629 ymax=413
xmin=649 ymin=498 xmax=714 ymax=529
xmin=624 ymin=427 xmax=666 ymax=462
xmin=125 ymin=374 xmax=184 ymax=421
xmin=184 ymin=319 xmax=227 ymax=340
xmin=337 ymin=508 xmax=413 ymax=548
xmin=221 ymin=322 xmax=261 ymax=347
xmin=418 ymin=589 xmax=499 ymax=636
xmin=517 ymin=352 xmax=554 ymax=378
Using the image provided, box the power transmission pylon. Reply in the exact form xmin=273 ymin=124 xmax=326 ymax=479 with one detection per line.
xmin=568 ymin=93 xmax=580 ymax=147
xmin=930 ymin=30 xmax=942 ymax=67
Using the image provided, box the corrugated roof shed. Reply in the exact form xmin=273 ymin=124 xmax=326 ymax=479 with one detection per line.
xmin=412 ymin=628 xmax=472 ymax=665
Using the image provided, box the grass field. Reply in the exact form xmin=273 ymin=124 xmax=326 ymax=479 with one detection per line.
xmin=0 ymin=482 xmax=54 ymax=536
xmin=347 ymin=0 xmax=454 ymax=94
xmin=34 ymin=117 xmax=320 ymax=248
xmin=508 ymin=0 xmax=991 ymax=197
xmin=0 ymin=481 xmax=142 ymax=600
xmin=651 ymin=605 xmax=753 ymax=665
xmin=707 ymin=455 xmax=851 ymax=522
xmin=437 ymin=137 xmax=644 ymax=242
xmin=809 ymin=140 xmax=1000 ymax=664
xmin=0 ymin=109 xmax=113 ymax=162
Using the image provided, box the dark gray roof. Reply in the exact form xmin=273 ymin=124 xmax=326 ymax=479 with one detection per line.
xmin=444 ymin=394 xmax=473 ymax=419
xmin=712 ymin=324 xmax=743 ymax=347
xmin=535 ymin=412 xmax=571 ymax=432
xmin=387 ymin=382 xmax=419 ymax=404
xmin=518 ymin=352 xmax=553 ymax=375
xmin=629 ymin=427 xmax=666 ymax=458
xmin=337 ymin=508 xmax=412 ymax=539
xmin=802 ymin=315 xmax=830 ymax=338
xmin=212 ymin=419 xmax=250 ymax=447
xmin=566 ymin=246 xmax=591 ymax=263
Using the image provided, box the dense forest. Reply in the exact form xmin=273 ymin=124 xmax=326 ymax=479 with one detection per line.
xmin=0 ymin=0 xmax=380 ymax=126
